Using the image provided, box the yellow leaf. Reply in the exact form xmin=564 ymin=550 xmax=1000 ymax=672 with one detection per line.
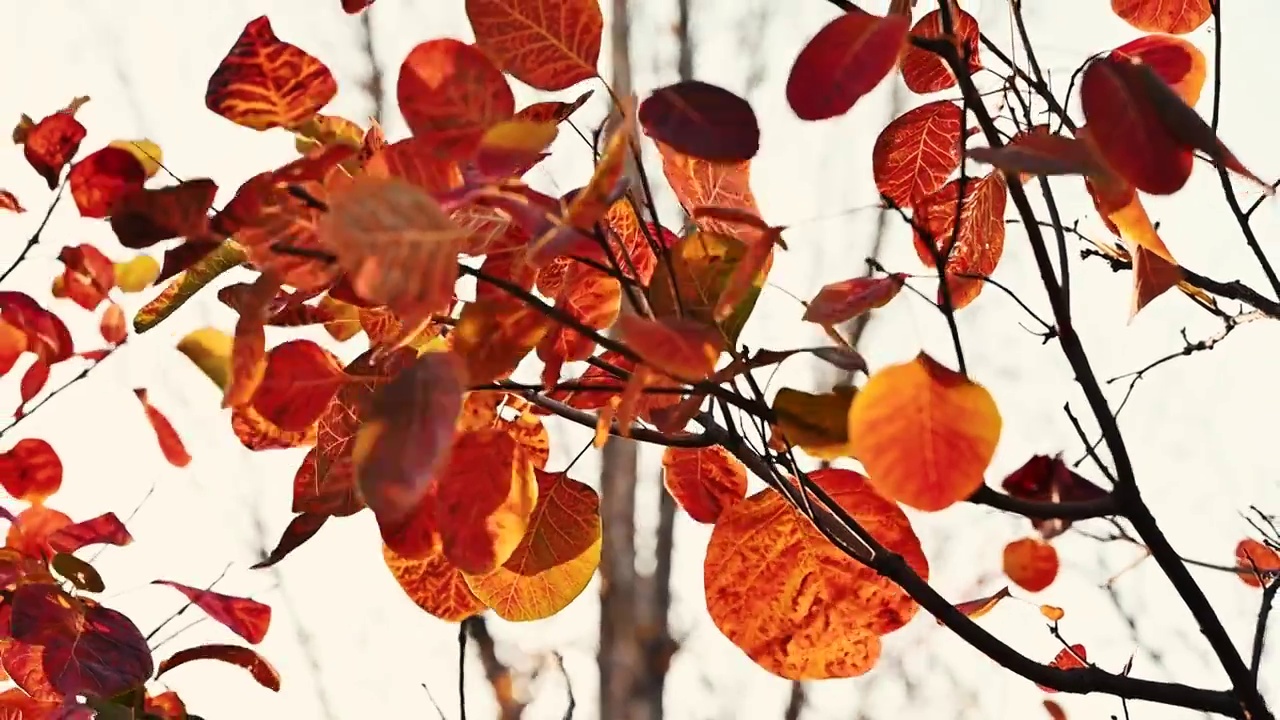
xmin=113 ymin=255 xmax=161 ymax=293
xmin=133 ymin=241 xmax=247 ymax=333
xmin=177 ymin=327 xmax=233 ymax=391
xmin=772 ymin=386 xmax=856 ymax=460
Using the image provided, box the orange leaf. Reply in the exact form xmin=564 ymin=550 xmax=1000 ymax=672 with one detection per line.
xmin=786 ymin=7 xmax=910 ymax=121
xmin=249 ymin=340 xmax=346 ymax=432
xmin=205 ymin=16 xmax=337 ymax=131
xmin=457 ymin=392 xmax=551 ymax=469
xmin=771 ymin=386 xmax=857 ymax=460
xmin=397 ymin=39 xmax=514 ymax=155
xmin=144 ymin=691 xmax=188 ymax=719
xmin=454 ymin=297 xmax=552 ymax=385
xmin=1235 ymin=538 xmax=1280 ymax=588
xmin=156 ymin=643 xmax=280 ymax=692
xmin=463 ymin=469 xmax=600 ymax=620
xmin=133 ymin=388 xmax=191 ymax=468
xmin=968 ymin=133 xmax=1108 ymax=181
xmin=615 ymin=315 xmax=723 ymax=384
xmin=704 ymin=469 xmax=927 ymax=679
xmin=536 ymin=266 xmax=622 ymax=380
xmin=1043 ymin=699 xmax=1068 ymax=720
xmin=363 ymin=136 xmax=465 ymax=196
xmin=873 ymin=101 xmax=966 ymax=207
xmin=1111 ymin=0 xmax=1210 ymax=34
xmin=67 ymin=147 xmax=146 ymax=218
xmin=847 ymin=353 xmax=1001 ymax=512
xmin=153 ymin=581 xmax=271 ymax=644
xmin=1109 ymin=34 xmax=1206 ymax=106
xmin=0 ymin=291 xmax=73 ymax=364
xmin=661 ymin=446 xmax=747 ymax=524
xmin=942 ymin=585 xmax=1011 ymax=624
xmin=383 ymin=537 xmax=485 ymax=622
xmin=14 ymin=103 xmax=87 ymax=189
xmin=1002 ymin=537 xmax=1059 ymax=592
xmin=656 ymin=141 xmax=761 ymax=242
xmin=58 ymin=244 xmax=116 ymax=311
xmin=109 ymin=179 xmax=219 ymax=249
xmin=911 ymin=171 xmax=1009 ymax=308
xmin=232 ymin=404 xmax=318 ymax=452
xmin=434 ymin=429 xmax=538 ymax=575
xmin=465 ymin=0 xmax=602 ymax=91
xmin=317 ymin=174 xmax=463 ymax=328
xmin=1038 ymin=644 xmax=1087 ymax=692
xmin=354 ymin=351 xmax=466 ymax=530
xmin=222 ymin=273 xmax=279 ymax=409
xmin=899 ymin=7 xmax=982 ymax=94
xmin=804 ymin=274 xmax=905 ymax=326
xmin=6 ymin=505 xmax=72 ymax=559
xmin=1041 ymin=604 xmax=1066 ymax=622
xmin=639 ymin=81 xmax=759 ymax=162
xmin=0 ymin=439 xmax=62 ymax=503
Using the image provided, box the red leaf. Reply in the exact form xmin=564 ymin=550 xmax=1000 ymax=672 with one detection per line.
xmin=15 ymin=104 xmax=87 ymax=189
xmin=786 ymin=8 xmax=910 ymax=121
xmin=1000 ymin=454 xmax=1109 ymax=540
xmin=99 ymin=302 xmax=127 ymax=345
xmin=397 ymin=39 xmax=514 ymax=157
xmin=466 ymin=0 xmax=602 ymax=91
xmin=0 ymin=439 xmax=62 ymax=503
xmin=252 ymin=513 xmax=328 ymax=570
xmin=514 ymin=90 xmax=594 ymax=124
xmin=250 ymin=340 xmax=346 ymax=432
xmin=47 ymin=512 xmax=133 ymax=554
xmin=1109 ymin=34 xmax=1206 ymax=106
xmin=803 ymin=273 xmax=906 ymax=326
xmin=17 ymin=359 xmax=50 ymax=418
xmin=0 ymin=291 xmax=74 ymax=364
xmin=58 ymin=244 xmax=116 ymax=311
xmin=873 ymin=101 xmax=966 ymax=207
xmin=1111 ymin=0 xmax=1210 ymax=35
xmin=661 ymin=446 xmax=748 ymax=523
xmin=9 ymin=583 xmax=153 ymax=697
xmin=205 ymin=17 xmax=337 ymax=131
xmin=109 ymin=179 xmax=218 ymax=249
xmin=6 ymin=506 xmax=72 ymax=559
xmin=342 ymin=0 xmax=376 ymax=12
xmin=67 ymin=147 xmax=146 ymax=218
xmin=1037 ymin=644 xmax=1087 ymax=692
xmin=156 ymin=643 xmax=280 ymax=691
xmin=639 ymin=81 xmax=760 ymax=162
xmin=355 ymin=351 xmax=466 ymax=529
xmin=132 ymin=389 xmax=191 ymax=468
xmin=899 ymin=7 xmax=982 ymax=94
xmin=0 ymin=190 xmax=26 ymax=213
xmin=153 ymin=581 xmax=271 ymax=644
xmin=912 ymin=171 xmax=1009 ymax=309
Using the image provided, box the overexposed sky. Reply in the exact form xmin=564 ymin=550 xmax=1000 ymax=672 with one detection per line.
xmin=0 ymin=1 xmax=1278 ymax=718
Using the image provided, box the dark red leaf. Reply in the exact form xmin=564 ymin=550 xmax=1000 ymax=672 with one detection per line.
xmin=152 ymin=581 xmax=272 ymax=644
xmin=251 ymin=513 xmax=327 ymax=570
xmin=639 ymin=81 xmax=760 ymax=162
xmin=156 ymin=644 xmax=280 ymax=691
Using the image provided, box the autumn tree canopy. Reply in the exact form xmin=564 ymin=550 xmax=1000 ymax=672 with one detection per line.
xmin=0 ymin=0 xmax=1276 ymax=718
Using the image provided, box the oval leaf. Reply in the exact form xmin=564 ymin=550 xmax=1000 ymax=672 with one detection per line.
xmin=786 ymin=8 xmax=910 ymax=121
xmin=639 ymin=81 xmax=760 ymax=162
xmin=465 ymin=0 xmax=602 ymax=91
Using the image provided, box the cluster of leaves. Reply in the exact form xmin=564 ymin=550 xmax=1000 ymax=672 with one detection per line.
xmin=0 ymin=0 xmax=1276 ymax=716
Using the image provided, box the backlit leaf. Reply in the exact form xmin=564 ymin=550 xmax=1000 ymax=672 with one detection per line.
xmin=317 ymin=175 xmax=463 ymax=328
xmin=7 ymin=505 xmax=72 ymax=558
xmin=873 ymin=101 xmax=965 ymax=207
xmin=15 ymin=102 xmax=87 ymax=189
xmin=47 ymin=512 xmax=132 ymax=554
xmin=176 ymin=327 xmax=233 ymax=391
xmin=847 ymin=353 xmax=1001 ymax=512
xmin=137 ymin=387 xmax=193 ymax=461
xmin=107 ymin=138 xmax=163 ymax=179
xmin=9 ymin=583 xmax=152 ymax=697
xmin=156 ymin=644 xmax=280 ymax=692
xmin=639 ymin=81 xmax=759 ymax=162
xmin=1111 ymin=0 xmax=1210 ymax=34
xmin=1109 ymin=34 xmax=1206 ymax=106
xmin=474 ymin=119 xmax=558 ymax=179
xmin=466 ymin=0 xmax=602 ymax=91
xmin=968 ymin=133 xmax=1107 ymax=181
xmin=0 ymin=291 xmax=73 ymax=364
xmin=646 ymin=230 xmax=761 ymax=345
xmin=786 ymin=7 xmax=910 ymax=121
xmin=109 ymin=180 xmax=218 ymax=249
xmin=944 ymin=586 xmax=1011 ymax=624
xmin=397 ymin=39 xmax=514 ymax=155
xmin=134 ymin=241 xmax=248 ymax=333
xmin=1002 ymin=537 xmax=1059 ymax=592
xmin=454 ymin=297 xmax=552 ymax=385
xmin=67 ymin=147 xmax=146 ymax=218
xmin=656 ymin=141 xmax=762 ymax=242
xmin=383 ymin=539 xmax=485 ymax=622
xmin=911 ymin=171 xmax=1009 ymax=308
xmin=355 ymin=351 xmax=466 ymax=530
xmin=58 ymin=244 xmax=116 ymax=311
xmin=1038 ymin=645 xmax=1087 ymax=692
xmin=804 ymin=274 xmax=905 ymax=326
xmin=661 ymin=446 xmax=747 ymax=524
xmin=205 ymin=16 xmax=337 ymax=131
xmin=899 ymin=7 xmax=982 ymax=94
xmin=463 ymin=469 xmax=600 ymax=620
xmin=1235 ymin=538 xmax=1280 ymax=588
xmin=250 ymin=340 xmax=346 ymax=432
xmin=222 ymin=273 xmax=278 ymax=409
xmin=0 ymin=317 xmax=26 ymax=375
xmin=514 ymin=90 xmax=594 ymax=124
xmin=0 ymin=439 xmax=62 ymax=503
xmin=153 ymin=581 xmax=271 ymax=644
xmin=705 ymin=469 xmax=927 ymax=679
xmin=252 ymin=513 xmax=327 ymax=570
xmin=615 ymin=315 xmax=723 ymax=384
xmin=434 ymin=429 xmax=537 ymax=575
xmin=772 ymin=386 xmax=856 ymax=460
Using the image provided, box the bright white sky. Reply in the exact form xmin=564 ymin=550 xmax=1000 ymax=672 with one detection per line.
xmin=0 ymin=0 xmax=1278 ymax=719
